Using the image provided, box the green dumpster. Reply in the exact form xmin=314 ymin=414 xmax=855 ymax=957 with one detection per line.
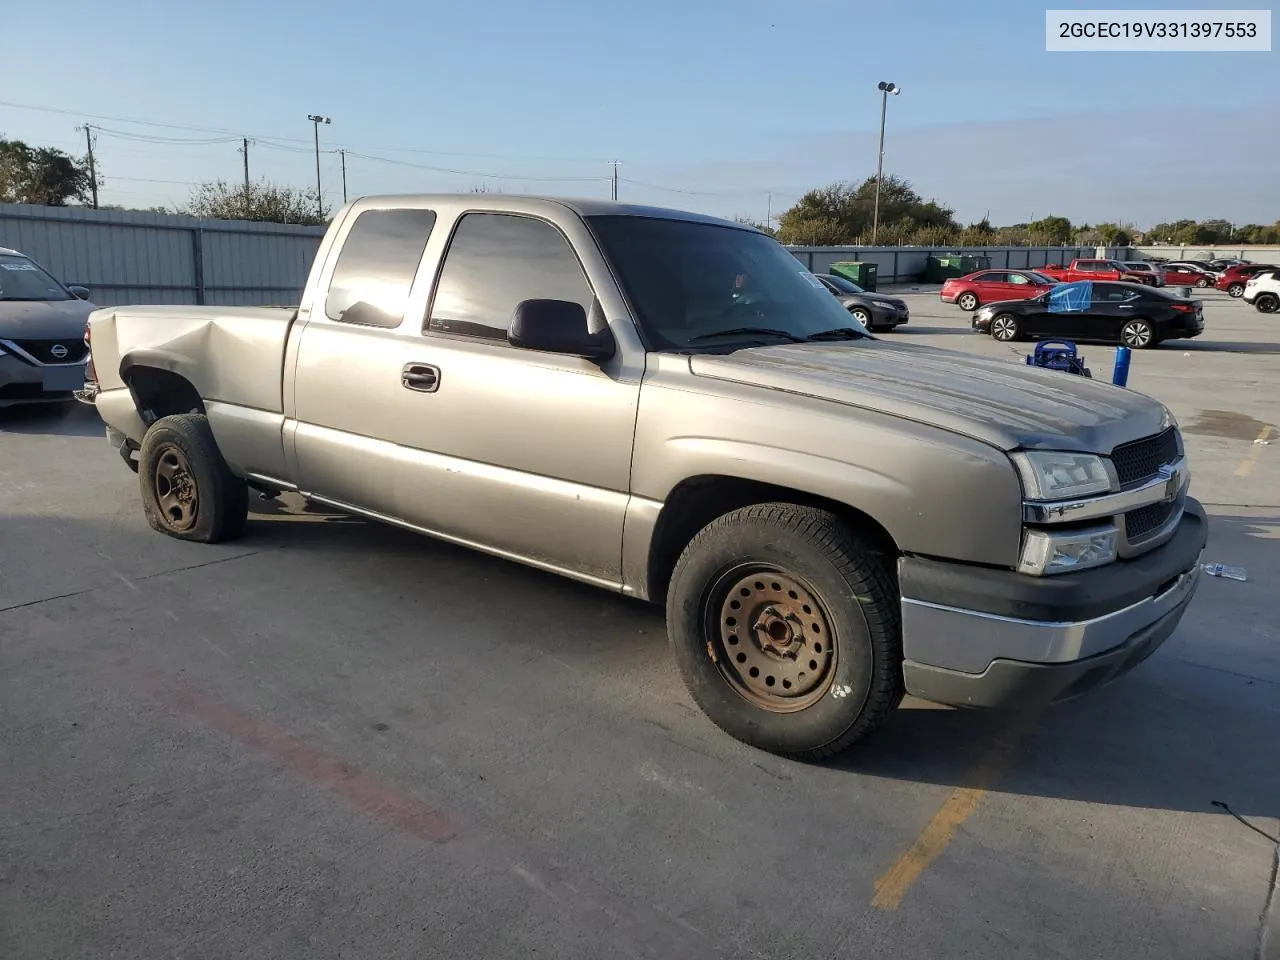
xmin=925 ymin=255 xmax=989 ymax=283
xmin=829 ymin=261 xmax=878 ymax=291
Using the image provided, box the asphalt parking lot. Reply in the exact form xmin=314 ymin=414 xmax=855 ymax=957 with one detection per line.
xmin=2 ymin=288 xmax=1277 ymax=960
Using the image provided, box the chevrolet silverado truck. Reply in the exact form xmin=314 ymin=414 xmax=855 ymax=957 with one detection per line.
xmin=86 ymin=195 xmax=1207 ymax=760
xmin=1038 ymin=259 xmax=1155 ymax=285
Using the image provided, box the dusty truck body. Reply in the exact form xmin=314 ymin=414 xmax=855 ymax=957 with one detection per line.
xmin=88 ymin=195 xmax=1207 ymax=760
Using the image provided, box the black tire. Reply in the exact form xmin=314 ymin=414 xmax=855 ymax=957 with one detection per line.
xmin=138 ymin=413 xmax=248 ymax=543
xmin=665 ymin=503 xmax=903 ymax=761
xmin=1120 ymin=317 xmax=1156 ymax=349
xmin=956 ymin=292 xmax=979 ymax=311
xmin=849 ymin=306 xmax=872 ymax=329
xmin=1255 ymin=293 xmax=1279 ymax=314
xmin=1195 ymin=277 xmax=1210 ymax=288
xmin=990 ymin=313 xmax=1020 ymax=342
xmin=1227 ymin=283 xmax=1245 ymax=298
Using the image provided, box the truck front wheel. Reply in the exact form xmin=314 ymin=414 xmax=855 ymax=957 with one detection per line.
xmin=665 ymin=503 xmax=903 ymax=760
xmin=138 ymin=413 xmax=248 ymax=543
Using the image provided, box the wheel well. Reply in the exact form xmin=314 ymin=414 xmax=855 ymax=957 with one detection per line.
xmin=645 ymin=475 xmax=899 ymax=605
xmin=124 ymin=366 xmax=204 ymax=425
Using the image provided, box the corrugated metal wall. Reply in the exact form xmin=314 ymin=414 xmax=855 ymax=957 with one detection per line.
xmin=785 ymin=246 xmax=1127 ymax=283
xmin=0 ymin=203 xmax=325 ymax=307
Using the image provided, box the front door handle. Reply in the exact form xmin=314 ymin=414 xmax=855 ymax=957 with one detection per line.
xmin=401 ymin=363 xmax=440 ymax=393
xmin=1117 ymin=304 xmax=1135 ymax=309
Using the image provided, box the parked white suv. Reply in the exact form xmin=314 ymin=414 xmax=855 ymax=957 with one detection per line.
xmin=1242 ymin=269 xmax=1280 ymax=314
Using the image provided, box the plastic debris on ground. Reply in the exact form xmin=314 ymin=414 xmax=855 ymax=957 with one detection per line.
xmin=1203 ymin=563 xmax=1248 ymax=582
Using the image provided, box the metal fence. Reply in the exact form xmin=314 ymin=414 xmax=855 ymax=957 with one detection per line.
xmin=0 ymin=203 xmax=325 ymax=307
xmin=785 ymin=246 xmax=1128 ymax=284
xmin=1131 ymin=245 xmax=1280 ymax=263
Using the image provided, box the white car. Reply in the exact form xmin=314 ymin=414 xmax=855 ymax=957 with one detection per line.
xmin=1241 ymin=269 xmax=1280 ymax=314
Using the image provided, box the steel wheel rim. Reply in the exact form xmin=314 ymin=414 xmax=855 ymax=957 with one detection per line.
xmin=852 ymin=309 xmax=870 ymax=325
xmin=992 ymin=316 xmax=1016 ymax=340
xmin=154 ymin=443 xmax=198 ymax=532
xmin=707 ymin=566 xmax=836 ymax=714
xmin=1122 ymin=322 xmax=1151 ymax=347
xmin=958 ymin=293 xmax=977 ymax=310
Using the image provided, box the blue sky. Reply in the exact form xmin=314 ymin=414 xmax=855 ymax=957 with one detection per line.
xmin=3 ymin=0 xmax=1276 ymax=227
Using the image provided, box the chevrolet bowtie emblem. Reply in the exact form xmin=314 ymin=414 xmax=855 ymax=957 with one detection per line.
xmin=1157 ymin=464 xmax=1180 ymax=503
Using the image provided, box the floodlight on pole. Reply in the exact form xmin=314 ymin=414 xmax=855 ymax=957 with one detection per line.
xmin=871 ymin=82 xmax=900 ymax=245
xmin=307 ymin=114 xmax=331 ymax=219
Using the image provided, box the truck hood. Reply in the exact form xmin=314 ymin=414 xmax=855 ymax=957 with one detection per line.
xmin=0 ymin=298 xmax=96 ymax=340
xmin=687 ymin=340 xmax=1169 ymax=453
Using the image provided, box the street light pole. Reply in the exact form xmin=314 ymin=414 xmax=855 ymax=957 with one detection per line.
xmin=307 ymin=114 xmax=331 ymax=219
xmin=871 ymin=81 xmax=900 ymax=245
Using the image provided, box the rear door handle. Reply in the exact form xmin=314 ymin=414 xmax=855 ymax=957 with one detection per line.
xmin=401 ymin=363 xmax=440 ymax=393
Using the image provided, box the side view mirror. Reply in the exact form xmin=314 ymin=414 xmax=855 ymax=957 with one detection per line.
xmin=508 ymin=299 xmax=615 ymax=362
xmin=68 ymin=286 xmax=91 ymax=300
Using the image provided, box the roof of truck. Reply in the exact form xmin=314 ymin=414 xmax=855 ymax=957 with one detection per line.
xmin=350 ymin=194 xmax=747 ymax=229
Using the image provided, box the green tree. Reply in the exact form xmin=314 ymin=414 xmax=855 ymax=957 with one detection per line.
xmin=181 ymin=179 xmax=326 ymax=225
xmin=776 ymin=175 xmax=957 ymax=245
xmin=0 ymin=137 xmax=98 ymax=206
xmin=732 ymin=216 xmax=777 ymax=237
xmin=1028 ymin=215 xmax=1074 ymax=245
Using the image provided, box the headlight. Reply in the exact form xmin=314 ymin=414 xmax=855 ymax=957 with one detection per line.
xmin=1010 ymin=451 xmax=1112 ymax=500
xmin=1019 ymin=526 xmax=1117 ymax=576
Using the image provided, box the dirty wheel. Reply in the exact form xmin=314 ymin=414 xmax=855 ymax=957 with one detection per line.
xmin=1227 ymin=283 xmax=1245 ymax=298
xmin=990 ymin=314 xmax=1019 ymax=342
xmin=1120 ymin=318 xmax=1155 ymax=349
xmin=666 ymin=503 xmax=903 ymax=760
xmin=956 ymin=292 xmax=979 ymax=311
xmin=1254 ymin=293 xmax=1279 ymax=314
xmin=139 ymin=413 xmax=248 ymax=543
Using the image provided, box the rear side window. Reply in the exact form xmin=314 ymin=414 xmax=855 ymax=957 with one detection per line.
xmin=325 ymin=208 xmax=437 ymax=328
xmin=427 ymin=213 xmax=594 ymax=341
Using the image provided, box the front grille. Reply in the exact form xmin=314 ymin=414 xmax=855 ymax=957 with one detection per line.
xmin=7 ymin=339 xmax=89 ymax=365
xmin=1111 ymin=427 xmax=1179 ymax=487
xmin=1124 ymin=499 xmax=1178 ymax=541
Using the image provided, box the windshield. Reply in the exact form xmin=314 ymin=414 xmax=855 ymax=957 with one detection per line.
xmin=0 ymin=254 xmax=72 ymax=301
xmin=1024 ymin=271 xmax=1055 ymax=284
xmin=821 ymin=274 xmax=865 ymax=295
xmin=588 ymin=216 xmax=866 ymax=350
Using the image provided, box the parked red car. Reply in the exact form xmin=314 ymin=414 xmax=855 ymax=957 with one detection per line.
xmin=1215 ymin=263 xmax=1275 ymax=298
xmin=1161 ymin=264 xmax=1215 ymax=288
xmin=940 ymin=269 xmax=1057 ymax=311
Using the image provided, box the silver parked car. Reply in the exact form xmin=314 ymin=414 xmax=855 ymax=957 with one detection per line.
xmin=0 ymin=247 xmax=95 ymax=408
xmin=1121 ymin=262 xmax=1165 ymax=286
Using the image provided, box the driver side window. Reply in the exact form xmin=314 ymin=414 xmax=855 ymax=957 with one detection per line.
xmin=426 ymin=213 xmax=595 ymax=341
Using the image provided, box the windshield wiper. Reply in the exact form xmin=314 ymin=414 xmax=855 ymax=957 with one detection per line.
xmin=805 ymin=327 xmax=872 ymax=341
xmin=688 ymin=327 xmax=806 ymax=344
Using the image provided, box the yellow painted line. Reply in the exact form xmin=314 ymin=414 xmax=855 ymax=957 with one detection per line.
xmin=1234 ymin=425 xmax=1275 ymax=478
xmin=871 ymin=723 xmax=1029 ymax=912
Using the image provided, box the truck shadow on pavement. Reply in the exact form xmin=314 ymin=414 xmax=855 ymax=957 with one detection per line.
xmin=0 ymin=402 xmax=104 ymax=438
xmin=237 ymin=504 xmax=1280 ymax=823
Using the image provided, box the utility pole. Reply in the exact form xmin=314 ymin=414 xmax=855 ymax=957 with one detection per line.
xmin=81 ymin=124 xmax=99 ymax=209
xmin=307 ymin=114 xmax=331 ymax=219
xmin=767 ymin=192 xmax=772 ymax=231
xmin=340 ymin=149 xmax=348 ymax=203
xmin=871 ymin=81 xmax=900 ymax=245
xmin=240 ymin=138 xmax=251 ymax=217
xmin=611 ymin=161 xmax=619 ymax=201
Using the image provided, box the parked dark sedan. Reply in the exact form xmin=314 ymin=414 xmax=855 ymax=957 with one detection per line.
xmin=971 ymin=280 xmax=1204 ymax=348
xmin=815 ymin=273 xmax=909 ymax=332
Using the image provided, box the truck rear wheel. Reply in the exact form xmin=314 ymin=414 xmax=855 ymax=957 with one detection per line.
xmin=139 ymin=413 xmax=248 ymax=543
xmin=665 ymin=503 xmax=903 ymax=761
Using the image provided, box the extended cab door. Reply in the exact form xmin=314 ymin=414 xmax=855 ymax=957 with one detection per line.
xmin=287 ymin=202 xmax=642 ymax=588
xmin=392 ymin=211 xmax=641 ymax=586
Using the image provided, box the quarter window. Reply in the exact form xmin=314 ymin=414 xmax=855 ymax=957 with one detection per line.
xmin=325 ymin=208 xmax=437 ymax=328
xmin=427 ymin=213 xmax=594 ymax=341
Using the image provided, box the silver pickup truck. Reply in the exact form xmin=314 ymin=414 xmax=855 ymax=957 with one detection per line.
xmin=87 ymin=195 xmax=1207 ymax=760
